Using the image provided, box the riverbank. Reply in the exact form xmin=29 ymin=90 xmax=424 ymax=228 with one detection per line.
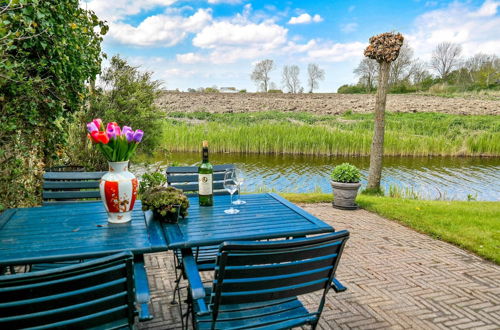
xmin=281 ymin=193 xmax=500 ymax=264
xmin=161 ymin=111 xmax=500 ymax=156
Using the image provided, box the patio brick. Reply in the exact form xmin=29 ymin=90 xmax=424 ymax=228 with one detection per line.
xmin=138 ymin=204 xmax=500 ymax=329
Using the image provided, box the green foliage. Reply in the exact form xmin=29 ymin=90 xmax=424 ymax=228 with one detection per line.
xmin=239 ymin=89 xmax=247 ymax=93
xmin=141 ymin=186 xmax=190 ymax=222
xmin=330 ymin=163 xmax=361 ymax=183
xmin=203 ymin=87 xmax=219 ymax=93
xmin=162 ymin=111 xmax=500 ymax=156
xmin=268 ymin=89 xmax=283 ymax=93
xmin=138 ymin=171 xmax=167 ymax=196
xmin=89 ymin=55 xmax=163 ymax=150
xmin=0 ymin=0 xmax=107 ymax=208
xmin=337 ymin=84 xmax=368 ymax=94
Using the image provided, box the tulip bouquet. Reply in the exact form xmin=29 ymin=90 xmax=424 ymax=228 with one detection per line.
xmin=87 ymin=119 xmax=144 ymax=162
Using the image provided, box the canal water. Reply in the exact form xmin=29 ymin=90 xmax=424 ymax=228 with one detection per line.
xmin=133 ymin=152 xmax=500 ymax=201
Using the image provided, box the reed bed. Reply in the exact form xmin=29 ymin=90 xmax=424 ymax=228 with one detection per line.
xmin=160 ymin=111 xmax=500 ymax=156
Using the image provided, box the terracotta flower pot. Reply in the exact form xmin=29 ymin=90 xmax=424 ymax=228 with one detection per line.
xmin=330 ymin=181 xmax=361 ymax=210
xmin=100 ymin=161 xmax=138 ymax=223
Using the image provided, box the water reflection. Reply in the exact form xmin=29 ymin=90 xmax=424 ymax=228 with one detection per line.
xmin=132 ymin=152 xmax=500 ymax=201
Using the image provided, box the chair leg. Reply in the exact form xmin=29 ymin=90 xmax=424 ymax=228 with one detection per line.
xmin=171 ymin=252 xmax=181 ymax=305
xmin=177 ymin=280 xmax=184 ymax=330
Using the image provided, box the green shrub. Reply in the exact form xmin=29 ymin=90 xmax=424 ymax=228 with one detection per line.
xmin=331 ymin=163 xmax=361 ymax=183
xmin=337 ymin=84 xmax=367 ymax=94
xmin=0 ymin=0 xmax=107 ymax=208
xmin=138 ymin=171 xmax=167 ymax=196
xmin=204 ymin=87 xmax=219 ymax=93
xmin=268 ymin=89 xmax=283 ymax=93
xmin=88 ymin=55 xmax=164 ymax=150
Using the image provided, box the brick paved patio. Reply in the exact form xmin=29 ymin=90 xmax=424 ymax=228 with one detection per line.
xmin=138 ymin=203 xmax=500 ymax=330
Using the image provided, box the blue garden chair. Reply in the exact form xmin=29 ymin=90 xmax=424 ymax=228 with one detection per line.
xmin=181 ymin=230 xmax=350 ymax=330
xmin=0 ymin=251 xmax=140 ymax=329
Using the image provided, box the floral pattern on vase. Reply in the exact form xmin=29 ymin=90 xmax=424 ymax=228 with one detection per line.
xmin=100 ymin=161 xmax=138 ymax=223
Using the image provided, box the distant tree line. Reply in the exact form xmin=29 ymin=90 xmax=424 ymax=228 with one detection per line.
xmin=339 ymin=41 xmax=499 ymax=94
xmin=250 ymin=59 xmax=325 ymax=93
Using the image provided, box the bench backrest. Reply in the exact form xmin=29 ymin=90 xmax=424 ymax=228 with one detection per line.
xmin=0 ymin=251 xmax=136 ymax=329
xmin=166 ymin=164 xmax=235 ymax=195
xmin=209 ymin=231 xmax=350 ymax=325
xmin=42 ymin=171 xmax=106 ymax=205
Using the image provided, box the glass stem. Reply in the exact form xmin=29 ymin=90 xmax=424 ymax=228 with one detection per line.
xmin=230 ymin=192 xmax=233 ymax=206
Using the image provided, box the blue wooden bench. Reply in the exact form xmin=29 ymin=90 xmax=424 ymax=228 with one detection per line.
xmin=166 ymin=164 xmax=235 ymax=196
xmin=181 ymin=231 xmax=350 ymax=329
xmin=0 ymin=251 xmax=141 ymax=329
xmin=42 ymin=170 xmax=106 ymax=205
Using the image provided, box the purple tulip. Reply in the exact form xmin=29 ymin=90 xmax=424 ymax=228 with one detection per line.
xmin=132 ymin=129 xmax=144 ymax=143
xmin=122 ymin=126 xmax=133 ymax=136
xmin=87 ymin=122 xmax=98 ymax=133
xmin=125 ymin=130 xmax=134 ymax=142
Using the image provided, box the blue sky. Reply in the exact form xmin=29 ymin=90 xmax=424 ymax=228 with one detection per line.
xmin=81 ymin=0 xmax=500 ymax=92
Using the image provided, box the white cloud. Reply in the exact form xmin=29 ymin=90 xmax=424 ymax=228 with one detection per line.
xmin=193 ymin=21 xmax=287 ymax=49
xmin=470 ymin=0 xmax=499 ymax=17
xmin=177 ymin=52 xmax=205 ymax=64
xmin=288 ymin=13 xmax=323 ymax=24
xmin=341 ymin=22 xmax=358 ymax=33
xmin=306 ymin=42 xmax=366 ymax=62
xmin=82 ymin=0 xmax=176 ymax=22
xmin=108 ymin=9 xmax=212 ymax=46
xmin=407 ymin=0 xmax=500 ymax=59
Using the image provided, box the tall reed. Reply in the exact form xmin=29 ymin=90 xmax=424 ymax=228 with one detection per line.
xmin=160 ymin=111 xmax=500 ymax=156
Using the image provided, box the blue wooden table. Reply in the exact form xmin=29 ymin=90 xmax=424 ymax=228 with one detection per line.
xmin=0 ymin=201 xmax=167 ymax=266
xmin=163 ymin=193 xmax=335 ymax=249
xmin=0 ymin=200 xmax=167 ymax=321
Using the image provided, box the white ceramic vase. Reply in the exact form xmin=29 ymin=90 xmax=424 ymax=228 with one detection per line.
xmin=100 ymin=161 xmax=138 ymax=223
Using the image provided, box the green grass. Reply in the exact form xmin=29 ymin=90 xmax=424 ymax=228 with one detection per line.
xmin=161 ymin=111 xmax=500 ymax=156
xmin=280 ymin=193 xmax=500 ymax=264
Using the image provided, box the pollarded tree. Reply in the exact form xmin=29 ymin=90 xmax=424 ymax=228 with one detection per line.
xmin=307 ymin=63 xmax=325 ymax=93
xmin=251 ymin=59 xmax=274 ymax=92
xmin=364 ymin=32 xmax=404 ymax=192
xmin=430 ymin=42 xmax=462 ymax=80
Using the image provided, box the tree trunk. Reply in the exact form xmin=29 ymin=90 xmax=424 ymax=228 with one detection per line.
xmin=367 ymin=61 xmax=390 ymax=191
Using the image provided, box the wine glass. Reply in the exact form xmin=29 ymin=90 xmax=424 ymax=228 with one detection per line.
xmin=232 ymin=168 xmax=246 ymax=205
xmin=223 ymin=170 xmax=239 ymax=214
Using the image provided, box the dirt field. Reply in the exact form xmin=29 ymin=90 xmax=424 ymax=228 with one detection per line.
xmin=156 ymin=92 xmax=499 ymax=115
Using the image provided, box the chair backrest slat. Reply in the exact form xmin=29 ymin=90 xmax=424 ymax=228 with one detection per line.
xmin=211 ymin=231 xmax=349 ymax=310
xmin=0 ymin=252 xmax=136 ymax=329
xmin=166 ymin=164 xmax=235 ymax=195
xmin=223 ymin=254 xmax=336 ymax=279
xmin=42 ymin=171 xmax=105 ymax=204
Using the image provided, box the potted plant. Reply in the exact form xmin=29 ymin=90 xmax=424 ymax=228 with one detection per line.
xmin=330 ymin=163 xmax=362 ymax=210
xmin=141 ymin=186 xmax=190 ymax=223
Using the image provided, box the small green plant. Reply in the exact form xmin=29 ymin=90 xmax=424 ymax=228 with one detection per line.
xmin=138 ymin=171 xmax=167 ymax=196
xmin=467 ymin=193 xmax=478 ymax=201
xmin=331 ymin=163 xmax=361 ymax=183
xmin=141 ymin=186 xmax=189 ymax=222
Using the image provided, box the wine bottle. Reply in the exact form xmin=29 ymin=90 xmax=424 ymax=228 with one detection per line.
xmin=198 ymin=140 xmax=213 ymax=206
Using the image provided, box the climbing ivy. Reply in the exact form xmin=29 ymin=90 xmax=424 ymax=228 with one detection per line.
xmin=0 ymin=0 xmax=107 ymax=209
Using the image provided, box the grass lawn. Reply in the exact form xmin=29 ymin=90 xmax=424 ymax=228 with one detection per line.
xmin=280 ymin=193 xmax=500 ymax=264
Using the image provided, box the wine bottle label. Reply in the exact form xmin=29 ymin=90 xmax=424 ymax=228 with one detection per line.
xmin=198 ymin=174 xmax=213 ymax=195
